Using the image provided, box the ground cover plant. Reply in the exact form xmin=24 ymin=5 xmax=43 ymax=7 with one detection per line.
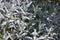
xmin=0 ymin=0 xmax=60 ymax=40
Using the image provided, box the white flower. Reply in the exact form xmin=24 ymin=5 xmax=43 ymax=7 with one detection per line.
xmin=45 ymin=11 xmax=48 ymax=13
xmin=47 ymin=17 xmax=50 ymax=20
xmin=47 ymin=17 xmax=52 ymax=21
xmin=51 ymin=12 xmax=56 ymax=17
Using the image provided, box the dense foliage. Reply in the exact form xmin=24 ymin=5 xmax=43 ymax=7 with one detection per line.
xmin=0 ymin=0 xmax=60 ymax=40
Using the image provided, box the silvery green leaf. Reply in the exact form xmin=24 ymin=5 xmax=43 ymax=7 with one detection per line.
xmin=31 ymin=29 xmax=38 ymax=36
xmin=20 ymin=7 xmax=26 ymax=14
xmin=21 ymin=33 xmax=27 ymax=36
xmin=12 ymin=0 xmax=18 ymax=5
xmin=16 ymin=34 xmax=20 ymax=38
xmin=1 ymin=21 xmax=7 ymax=26
xmin=0 ymin=8 xmax=5 ymax=12
xmin=0 ymin=3 xmax=4 ymax=8
xmin=10 ymin=4 xmax=17 ymax=11
xmin=5 ymin=13 xmax=11 ymax=18
xmin=17 ymin=0 xmax=21 ymax=5
xmin=37 ymin=36 xmax=46 ymax=40
xmin=5 ymin=32 xmax=13 ymax=40
xmin=4 ymin=2 xmax=11 ymax=9
xmin=26 ymin=1 xmax=32 ymax=7
xmin=4 ymin=6 xmax=9 ymax=13
xmin=9 ymin=25 xmax=15 ymax=28
xmin=25 ymin=36 xmax=32 ymax=40
xmin=8 ymin=20 xmax=14 ymax=22
xmin=22 ymin=16 xmax=30 ymax=20
xmin=0 ymin=0 xmax=2 ymax=2
xmin=41 ymin=23 xmax=46 ymax=26
xmin=0 ymin=13 xmax=4 ymax=19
